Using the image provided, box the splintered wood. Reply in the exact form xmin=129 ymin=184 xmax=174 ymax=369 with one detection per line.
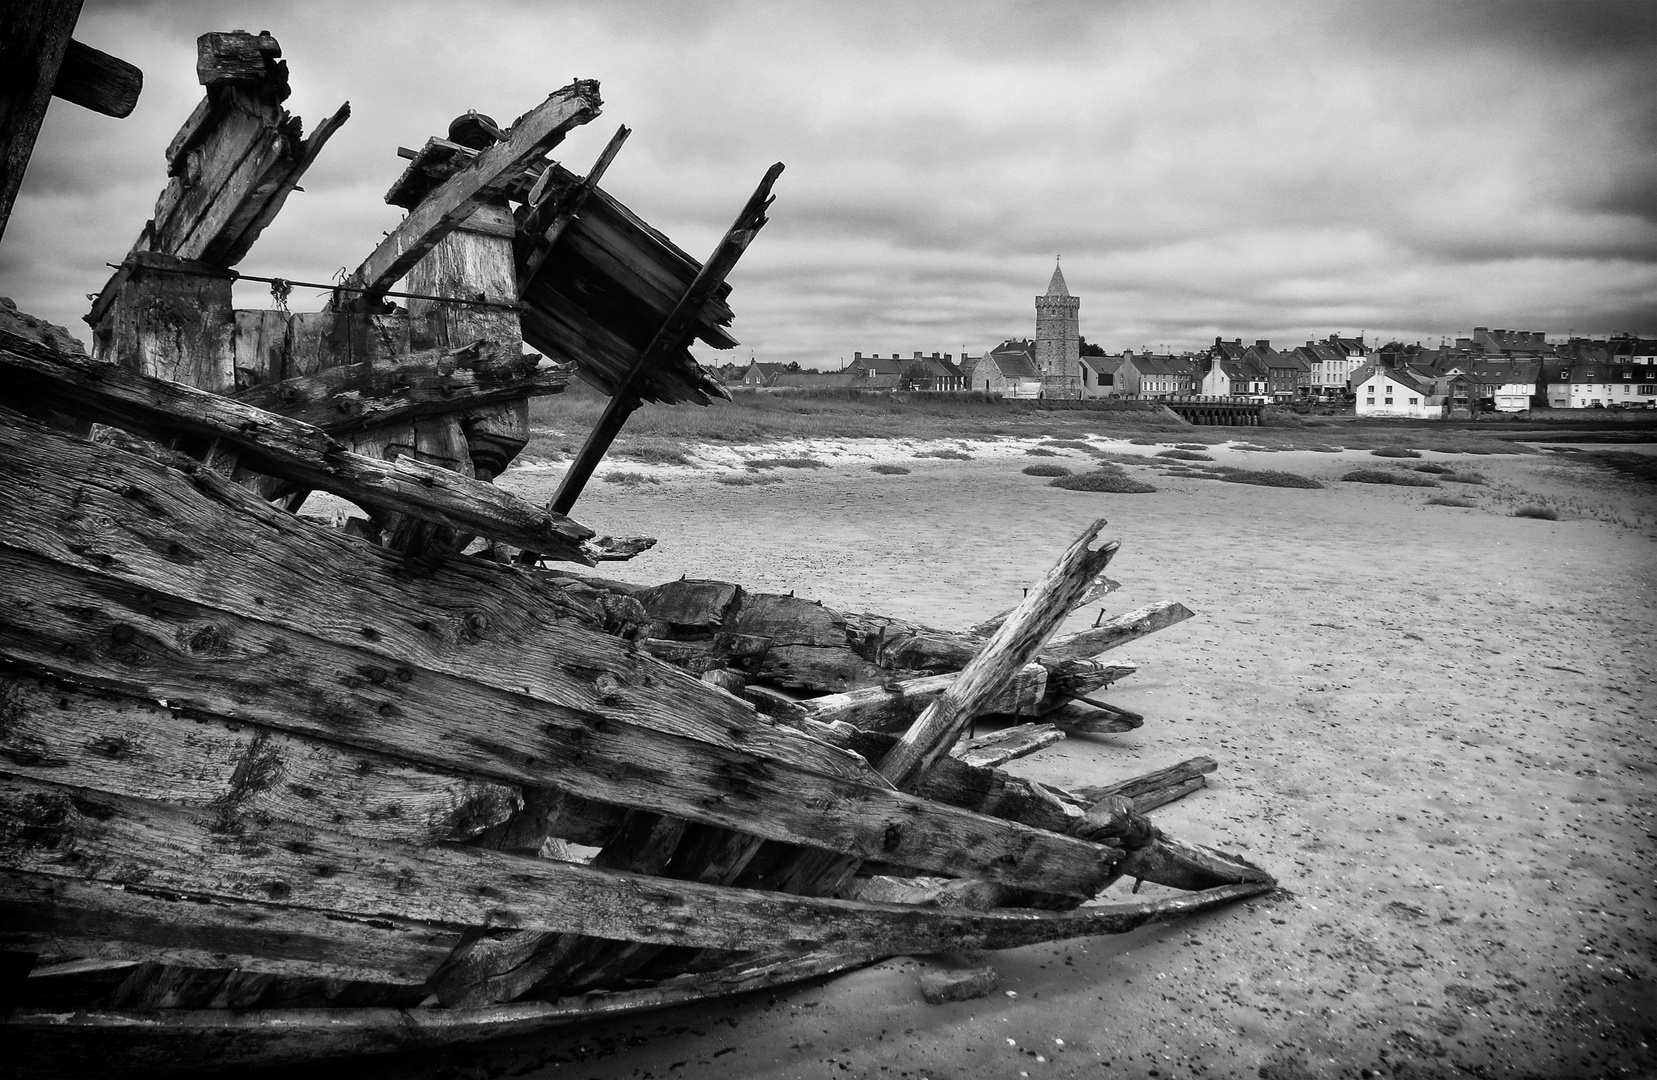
xmin=0 ymin=21 xmax=1277 ymax=1075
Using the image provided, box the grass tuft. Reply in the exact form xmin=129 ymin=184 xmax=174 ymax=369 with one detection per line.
xmin=1050 ymin=465 xmax=1157 ymax=493
xmin=1427 ymin=496 xmax=1478 ymax=508
xmin=1371 ymin=446 xmax=1422 ymax=458
xmin=745 ymin=456 xmax=825 ymax=470
xmin=1156 ymin=448 xmax=1214 ymax=462
xmin=614 ymin=445 xmax=695 ymax=467
xmin=1129 ymin=438 xmax=1161 ymax=446
xmin=870 ymin=463 xmax=911 ymax=475
xmin=718 ymin=473 xmax=784 ymax=486
xmin=1025 ymin=447 xmax=1058 ymax=456
xmin=1039 ymin=439 xmax=1097 ymax=451
xmin=1447 ymin=472 xmax=1488 ymax=485
xmin=1174 ymin=443 xmax=1211 ymax=451
xmin=1343 ymin=469 xmax=1438 ymax=487
xmin=1022 ymin=463 xmax=1072 ymax=477
xmin=1512 ymin=506 xmax=1559 ymax=520
xmin=1412 ymin=463 xmax=1454 ymax=474
xmin=1216 ymin=468 xmax=1322 ymax=489
xmin=913 ymin=448 xmax=973 ymax=460
xmin=602 ymin=471 xmax=660 ymax=486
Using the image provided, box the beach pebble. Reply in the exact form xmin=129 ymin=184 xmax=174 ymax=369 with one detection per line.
xmin=919 ymin=966 xmax=999 ymax=1004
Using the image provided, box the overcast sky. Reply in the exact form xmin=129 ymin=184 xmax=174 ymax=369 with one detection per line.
xmin=3 ymin=0 xmax=1654 ymax=366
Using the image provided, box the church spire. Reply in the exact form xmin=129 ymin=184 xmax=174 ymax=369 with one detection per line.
xmin=1044 ymin=256 xmax=1070 ymax=298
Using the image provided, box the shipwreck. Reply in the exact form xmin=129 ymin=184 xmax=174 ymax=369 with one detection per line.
xmin=0 ymin=15 xmax=1276 ymax=1075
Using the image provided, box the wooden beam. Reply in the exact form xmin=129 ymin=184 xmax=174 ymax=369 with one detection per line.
xmin=346 ymin=81 xmax=602 ymax=303
xmin=952 ymin=723 xmax=1066 ymax=769
xmin=1042 ymin=601 xmax=1196 ymax=660
xmin=0 ymin=333 xmax=596 ymax=561
xmin=547 ymin=161 xmax=783 ymax=518
xmin=0 ymin=0 xmax=83 ymax=244
xmin=0 ymin=775 xmax=1267 ymax=962
xmin=232 ymin=343 xmax=570 ymax=434
xmin=50 ymin=37 xmax=141 ymax=118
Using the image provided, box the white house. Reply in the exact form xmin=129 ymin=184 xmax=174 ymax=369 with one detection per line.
xmin=1353 ymin=367 xmax=1442 ymax=419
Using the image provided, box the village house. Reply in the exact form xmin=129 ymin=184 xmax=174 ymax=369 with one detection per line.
xmin=736 ymin=360 xmax=788 ymax=386
xmin=1353 ymin=364 xmax=1442 ymax=419
xmin=1115 ymin=352 xmax=1201 ymax=398
xmin=1077 ymin=354 xmax=1120 ymax=398
xmin=1456 ymin=326 xmax=1554 ymax=356
xmin=1240 ymin=339 xmax=1309 ymax=401
xmin=964 ymin=339 xmax=1044 ymax=397
xmin=1543 ymin=339 xmax=1657 ymax=408
xmin=1463 ymin=358 xmax=1541 ymax=412
xmin=1201 ymin=339 xmax=1268 ymax=399
xmin=767 ymin=370 xmax=859 ymax=390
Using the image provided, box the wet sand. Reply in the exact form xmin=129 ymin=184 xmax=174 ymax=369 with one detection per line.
xmin=341 ymin=436 xmax=1656 ymax=1080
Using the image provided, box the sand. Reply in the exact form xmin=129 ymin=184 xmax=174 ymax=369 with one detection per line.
xmin=345 ymin=436 xmax=1656 ymax=1080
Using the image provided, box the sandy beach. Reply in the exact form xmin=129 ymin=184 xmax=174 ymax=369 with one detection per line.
xmin=338 ymin=434 xmax=1656 ymax=1080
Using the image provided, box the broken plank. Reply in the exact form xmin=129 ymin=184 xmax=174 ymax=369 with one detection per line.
xmin=232 ymin=344 xmax=568 ymax=434
xmin=1043 ymin=698 xmax=1143 ymax=735
xmin=1 ymin=775 xmax=1264 ymax=961
xmin=1071 ymin=757 xmax=1217 ymax=807
xmin=797 ymin=665 xmax=1049 ymax=734
xmin=0 ymin=871 xmax=459 ymax=985
xmin=51 ymin=37 xmax=141 ymax=118
xmin=951 ymin=723 xmax=1065 ymax=770
xmin=1043 ymin=601 xmax=1195 ymax=660
xmin=516 ymin=123 xmax=630 ymax=294
xmin=347 ymin=81 xmax=601 ymax=302
xmin=0 ymin=672 xmax=521 ymax=846
xmin=0 ymin=341 xmax=596 ymax=561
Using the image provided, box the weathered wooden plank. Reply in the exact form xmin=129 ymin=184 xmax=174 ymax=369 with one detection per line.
xmin=51 ymin=37 xmax=141 ymax=118
xmin=209 ymin=99 xmax=348 ymax=267
xmin=0 ymin=871 xmax=460 ymax=984
xmin=348 ymin=82 xmax=601 ymax=301
xmin=0 ymin=0 xmax=83 ymax=244
xmin=516 ymin=123 xmax=630 ymax=294
xmin=550 ymin=161 xmax=782 ymax=517
xmin=232 ymin=344 xmax=568 ymax=435
xmin=1071 ymin=757 xmax=1217 ymax=807
xmin=797 ymin=665 xmax=1049 ymax=733
xmin=230 ymin=308 xmax=288 ymax=389
xmin=1043 ymin=698 xmax=1143 ymax=735
xmin=3 ymin=950 xmax=883 ymax=1075
xmin=0 ymin=338 xmax=596 ymax=560
xmin=1043 ymin=602 xmax=1196 ymax=660
xmin=1 ymin=776 xmax=1265 ymax=962
xmin=952 ymin=723 xmax=1065 ymax=770
xmin=0 ymin=673 xmax=522 ymax=845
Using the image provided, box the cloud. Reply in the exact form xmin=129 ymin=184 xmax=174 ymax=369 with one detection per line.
xmin=2 ymin=0 xmax=1652 ymax=364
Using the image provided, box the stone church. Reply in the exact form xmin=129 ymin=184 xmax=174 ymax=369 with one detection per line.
xmin=963 ymin=261 xmax=1084 ymax=397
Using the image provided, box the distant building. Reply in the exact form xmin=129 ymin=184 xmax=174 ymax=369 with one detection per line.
xmin=1116 ymin=352 xmax=1200 ymax=398
xmin=1353 ymin=365 xmax=1441 ymax=419
xmin=1543 ymin=339 xmax=1657 ymax=408
xmin=1078 ymin=355 xmax=1121 ymax=398
xmin=1034 ymin=261 xmax=1082 ymax=398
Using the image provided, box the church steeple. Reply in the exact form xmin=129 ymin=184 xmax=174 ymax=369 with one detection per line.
xmin=1044 ymin=257 xmax=1070 ymax=298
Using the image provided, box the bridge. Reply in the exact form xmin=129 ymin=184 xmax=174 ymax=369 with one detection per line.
xmin=1157 ymin=396 xmax=1267 ymax=426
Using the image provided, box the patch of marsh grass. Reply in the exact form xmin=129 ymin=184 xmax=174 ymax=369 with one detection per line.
xmin=1427 ymin=496 xmax=1478 ymax=507
xmin=1512 ymin=505 xmax=1559 ymax=520
xmin=1371 ymin=446 xmax=1422 ymax=458
xmin=1050 ymin=465 xmax=1157 ymax=493
xmin=1343 ymin=469 xmax=1438 ymax=487
xmin=870 ymin=463 xmax=911 ymax=475
xmin=602 ymin=471 xmax=660 ymax=486
xmin=745 ymin=456 xmax=825 ymax=470
xmin=1022 ymin=463 xmax=1072 ymax=477
xmin=913 ymin=448 xmax=973 ymax=460
xmin=1156 ymin=448 xmax=1214 ymax=462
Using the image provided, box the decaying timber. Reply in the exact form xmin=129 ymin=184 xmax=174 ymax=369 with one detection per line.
xmin=0 ymin=19 xmax=1278 ymax=1077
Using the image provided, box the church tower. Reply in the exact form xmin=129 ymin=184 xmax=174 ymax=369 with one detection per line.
xmin=1035 ymin=259 xmax=1080 ymax=396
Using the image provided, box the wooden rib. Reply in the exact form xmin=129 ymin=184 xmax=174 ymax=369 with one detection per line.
xmin=1072 ymin=757 xmax=1218 ymax=807
xmin=347 ymin=81 xmax=601 ymax=301
xmin=232 ymin=343 xmax=570 ymax=434
xmin=548 ymin=161 xmax=783 ymax=518
xmin=0 ymin=774 xmax=1265 ymax=961
xmin=0 ymin=337 xmax=596 ymax=561
xmin=0 ymin=673 xmax=522 ymax=846
xmin=0 ymin=0 xmax=85 ymax=244
xmin=1043 ymin=698 xmax=1144 ymax=734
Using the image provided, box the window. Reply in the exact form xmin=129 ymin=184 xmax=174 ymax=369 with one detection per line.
xmin=1409 ymin=397 xmax=1418 ymax=405
xmin=1640 ymin=385 xmax=1656 ymax=396
xmin=1384 ymin=397 xmax=1393 ymax=405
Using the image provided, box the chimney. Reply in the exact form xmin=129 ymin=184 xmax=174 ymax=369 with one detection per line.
xmin=1256 ymin=339 xmax=1270 ymax=350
